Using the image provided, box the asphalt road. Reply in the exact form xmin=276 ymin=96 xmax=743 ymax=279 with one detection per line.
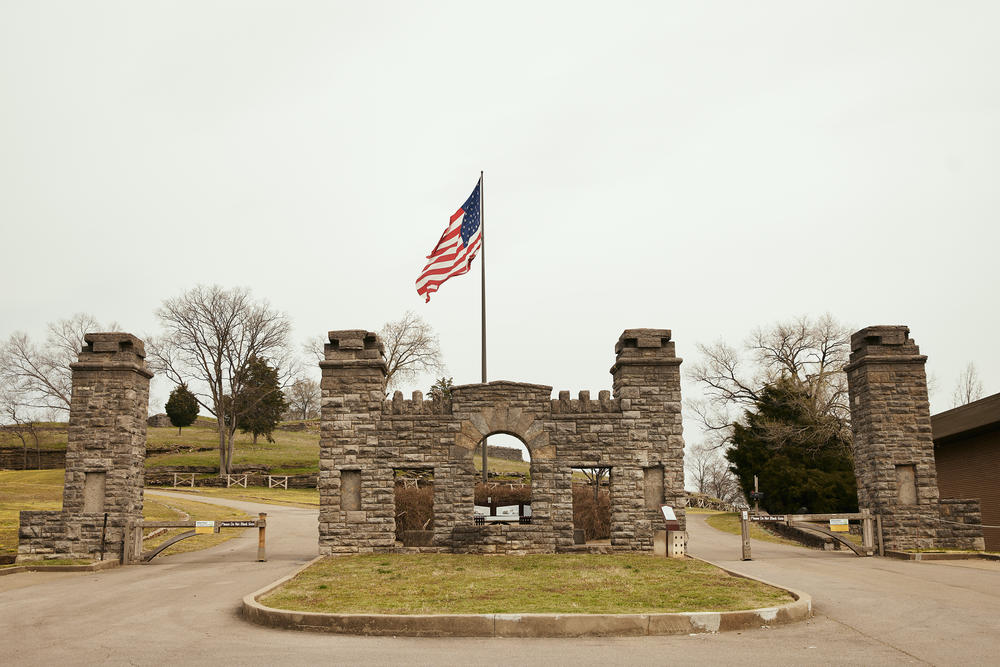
xmin=1 ymin=494 xmax=998 ymax=666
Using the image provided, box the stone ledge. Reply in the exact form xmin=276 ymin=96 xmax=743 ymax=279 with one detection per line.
xmin=884 ymin=550 xmax=1000 ymax=561
xmin=0 ymin=559 xmax=119 ymax=576
xmin=240 ymin=556 xmax=811 ymax=637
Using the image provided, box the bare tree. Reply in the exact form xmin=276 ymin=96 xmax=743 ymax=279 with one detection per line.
xmin=685 ymin=443 xmax=741 ymax=504
xmin=304 ymin=312 xmax=445 ymax=393
xmin=286 ymin=378 xmax=320 ymax=420
xmin=0 ymin=313 xmax=119 ymax=415
xmin=146 ymin=286 xmax=294 ymax=474
xmin=0 ymin=385 xmax=42 ymax=469
xmin=581 ymin=467 xmax=609 ymax=504
xmin=380 ymin=311 xmax=445 ymax=391
xmin=687 ymin=314 xmax=853 ymax=453
xmin=952 ymin=362 xmax=984 ymax=407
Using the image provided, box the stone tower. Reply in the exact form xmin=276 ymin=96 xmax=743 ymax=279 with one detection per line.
xmin=610 ymin=328 xmax=685 ymax=539
xmin=317 ymin=330 xmax=390 ymax=553
xmin=19 ymin=333 xmax=152 ymax=561
xmin=845 ymin=326 xmax=983 ymax=551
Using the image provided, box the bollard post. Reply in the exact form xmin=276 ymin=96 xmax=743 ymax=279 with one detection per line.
xmin=257 ymin=512 xmax=267 ymax=562
xmin=741 ymin=510 xmax=752 ymax=560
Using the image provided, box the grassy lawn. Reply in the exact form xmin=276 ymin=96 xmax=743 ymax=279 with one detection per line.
xmin=0 ymin=423 xmax=69 ymax=451
xmin=163 ymin=486 xmax=319 ymax=508
xmin=262 ymin=554 xmax=792 ymax=615
xmin=0 ymin=469 xmax=64 ymax=554
xmin=0 ymin=469 xmax=251 ymax=558
xmin=144 ymin=424 xmax=321 ymax=474
xmin=704 ymin=512 xmax=802 ymax=547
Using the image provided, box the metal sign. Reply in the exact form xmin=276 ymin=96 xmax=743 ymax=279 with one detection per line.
xmin=219 ymin=520 xmax=257 ymax=528
xmin=829 ymin=518 xmax=850 ymax=532
xmin=749 ymin=515 xmax=786 ymax=522
xmin=195 ymin=520 xmax=215 ymax=534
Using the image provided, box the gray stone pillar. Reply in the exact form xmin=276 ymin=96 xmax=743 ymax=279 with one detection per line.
xmin=610 ymin=329 xmax=685 ymax=544
xmin=845 ymin=326 xmax=984 ymax=551
xmin=318 ymin=330 xmax=391 ymax=554
xmin=19 ymin=333 xmax=152 ymax=561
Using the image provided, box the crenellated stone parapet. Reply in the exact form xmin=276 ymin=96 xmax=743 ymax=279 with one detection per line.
xmin=318 ymin=328 xmax=686 ymax=555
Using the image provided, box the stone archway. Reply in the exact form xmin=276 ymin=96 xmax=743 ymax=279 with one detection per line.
xmin=455 ymin=404 xmax=555 ymax=461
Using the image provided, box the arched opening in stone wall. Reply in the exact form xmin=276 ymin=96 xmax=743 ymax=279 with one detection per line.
xmin=473 ymin=433 xmax=532 ymax=523
xmin=571 ymin=467 xmax=611 ymax=544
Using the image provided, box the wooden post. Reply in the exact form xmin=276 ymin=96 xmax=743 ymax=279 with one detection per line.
xmin=740 ymin=510 xmax=752 ymax=560
xmin=862 ymin=510 xmax=874 ymax=556
xmin=257 ymin=513 xmax=267 ymax=562
xmin=876 ymin=514 xmax=884 ymax=557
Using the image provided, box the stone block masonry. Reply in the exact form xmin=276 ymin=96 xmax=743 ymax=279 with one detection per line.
xmin=319 ymin=328 xmax=685 ymax=555
xmin=18 ymin=333 xmax=152 ymax=561
xmin=845 ymin=326 xmax=984 ymax=551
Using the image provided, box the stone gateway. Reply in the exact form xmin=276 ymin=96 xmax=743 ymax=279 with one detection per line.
xmin=318 ymin=328 xmax=686 ymax=554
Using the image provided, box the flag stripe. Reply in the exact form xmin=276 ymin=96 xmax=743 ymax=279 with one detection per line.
xmin=415 ymin=179 xmax=483 ymax=302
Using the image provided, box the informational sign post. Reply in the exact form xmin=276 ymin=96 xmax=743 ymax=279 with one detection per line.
xmin=660 ymin=505 xmax=681 ymax=532
xmin=195 ymin=520 xmax=214 ymax=534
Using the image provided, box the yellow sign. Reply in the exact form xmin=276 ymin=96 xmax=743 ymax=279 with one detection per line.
xmin=829 ymin=518 xmax=849 ymax=533
xmin=195 ymin=520 xmax=215 ymax=534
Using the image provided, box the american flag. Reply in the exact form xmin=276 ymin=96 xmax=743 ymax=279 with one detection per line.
xmin=415 ymin=179 xmax=483 ymax=302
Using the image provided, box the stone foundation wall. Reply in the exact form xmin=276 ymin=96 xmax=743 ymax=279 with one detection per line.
xmin=319 ymin=328 xmax=684 ymax=555
xmin=845 ymin=326 xmax=984 ymax=551
xmin=0 ymin=447 xmax=66 ymax=470
xmin=18 ymin=510 xmax=118 ymax=560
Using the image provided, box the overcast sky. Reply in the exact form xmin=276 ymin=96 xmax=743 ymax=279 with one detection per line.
xmin=2 ymin=2 xmax=997 ymax=450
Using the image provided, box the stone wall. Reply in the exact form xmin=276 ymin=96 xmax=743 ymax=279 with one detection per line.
xmin=845 ymin=326 xmax=984 ymax=551
xmin=318 ymin=328 xmax=684 ymax=555
xmin=18 ymin=333 xmax=152 ymax=561
xmin=0 ymin=447 xmax=66 ymax=470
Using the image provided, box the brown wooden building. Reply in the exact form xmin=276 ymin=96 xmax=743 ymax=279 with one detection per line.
xmin=932 ymin=392 xmax=1000 ymax=551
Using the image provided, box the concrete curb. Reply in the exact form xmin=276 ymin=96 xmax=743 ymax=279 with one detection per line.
xmin=240 ymin=556 xmax=812 ymax=637
xmin=885 ymin=550 xmax=1000 ymax=562
xmin=0 ymin=559 xmax=119 ymax=576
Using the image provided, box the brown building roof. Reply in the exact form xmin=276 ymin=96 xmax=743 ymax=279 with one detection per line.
xmin=932 ymin=392 xmax=1000 ymax=444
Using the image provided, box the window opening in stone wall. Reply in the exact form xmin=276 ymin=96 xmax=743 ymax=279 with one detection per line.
xmin=474 ymin=434 xmax=532 ymax=524
xmin=83 ymin=471 xmax=106 ymax=513
xmin=572 ymin=467 xmax=611 ymax=544
xmin=340 ymin=469 xmax=361 ymax=511
xmin=895 ymin=464 xmax=917 ymax=505
xmin=394 ymin=468 xmax=434 ymax=546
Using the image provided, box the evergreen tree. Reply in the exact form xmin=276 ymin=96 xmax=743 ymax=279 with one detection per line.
xmin=235 ymin=356 xmax=287 ymax=444
xmin=726 ymin=378 xmax=857 ymax=514
xmin=164 ymin=383 xmax=199 ymax=435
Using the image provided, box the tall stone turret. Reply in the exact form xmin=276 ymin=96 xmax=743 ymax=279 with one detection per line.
xmin=318 ymin=330 xmax=390 ymax=553
xmin=845 ymin=326 xmax=984 ymax=551
xmin=610 ymin=329 xmax=685 ymax=540
xmin=19 ymin=333 xmax=152 ymax=561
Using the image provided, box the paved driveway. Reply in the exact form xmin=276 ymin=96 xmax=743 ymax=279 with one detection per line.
xmin=2 ymin=495 xmax=998 ymax=666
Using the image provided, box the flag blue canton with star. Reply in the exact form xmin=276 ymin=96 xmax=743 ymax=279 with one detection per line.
xmin=460 ymin=182 xmax=481 ymax=246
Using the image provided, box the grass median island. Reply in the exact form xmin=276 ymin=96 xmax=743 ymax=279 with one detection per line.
xmin=261 ymin=554 xmax=792 ymax=615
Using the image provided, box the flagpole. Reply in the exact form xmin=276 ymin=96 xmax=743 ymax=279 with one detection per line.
xmin=480 ymin=170 xmax=488 ymax=484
